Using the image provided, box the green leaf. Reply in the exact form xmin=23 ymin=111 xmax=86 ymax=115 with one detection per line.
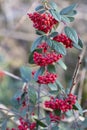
xmin=52 ymin=40 xmax=66 ymax=55
xmin=20 ymin=66 xmax=32 ymax=82
xmin=36 ymin=30 xmax=45 ymax=35
xmin=54 ymin=110 xmax=61 ymax=116
xmin=35 ymin=119 xmax=47 ymax=127
xmin=45 ymin=114 xmax=50 ymax=125
xmin=64 ymin=26 xmax=78 ymax=44
xmin=49 ymin=90 xmax=59 ymax=95
xmin=46 ymin=38 xmax=53 ymax=47
xmin=47 ymin=64 xmax=56 ymax=73
xmin=34 ymin=67 xmax=45 ymax=81
xmin=67 ymin=10 xmax=77 ymax=16
xmin=56 ymin=79 xmax=64 ymax=91
xmin=50 ymin=10 xmax=61 ymax=21
xmin=48 ymin=83 xmax=58 ymax=90
xmin=60 ymin=3 xmax=77 ymax=15
xmin=35 ymin=5 xmax=44 ymax=11
xmin=28 ymin=86 xmax=37 ymax=104
xmin=78 ymin=38 xmax=83 ymax=48
xmin=73 ymin=42 xmax=82 ymax=50
xmin=74 ymin=100 xmax=83 ymax=115
xmin=61 ymin=16 xmax=70 ymax=23
xmin=38 ymin=9 xmax=45 ymax=14
xmin=52 ymin=125 xmax=59 ymax=130
xmin=1 ymin=119 xmax=8 ymax=130
xmin=31 ymin=36 xmax=44 ymax=52
xmin=29 ymin=49 xmax=42 ymax=64
xmin=67 ymin=17 xmax=75 ymax=22
xmin=49 ymin=32 xmax=58 ymax=38
xmin=57 ymin=59 xmax=67 ymax=70
xmin=49 ymin=2 xmax=59 ymax=11
xmin=66 ymin=110 xmax=73 ymax=117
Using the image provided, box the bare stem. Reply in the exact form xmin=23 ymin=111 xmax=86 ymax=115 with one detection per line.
xmin=69 ymin=46 xmax=86 ymax=93
xmin=2 ymin=70 xmax=22 ymax=81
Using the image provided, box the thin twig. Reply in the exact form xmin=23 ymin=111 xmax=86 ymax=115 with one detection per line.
xmin=2 ymin=70 xmax=22 ymax=81
xmin=78 ymin=69 xmax=86 ymax=104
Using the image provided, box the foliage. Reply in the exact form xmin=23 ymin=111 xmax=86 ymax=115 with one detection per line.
xmin=0 ymin=1 xmax=86 ymax=130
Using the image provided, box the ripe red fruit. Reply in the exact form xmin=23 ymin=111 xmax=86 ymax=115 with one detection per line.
xmin=27 ymin=12 xmax=58 ymax=33
xmin=53 ymin=33 xmax=73 ymax=48
xmin=33 ymin=51 xmax=62 ymax=66
xmin=38 ymin=72 xmax=57 ymax=84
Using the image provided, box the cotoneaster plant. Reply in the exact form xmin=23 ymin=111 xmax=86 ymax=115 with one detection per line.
xmin=0 ymin=0 xmax=86 ymax=130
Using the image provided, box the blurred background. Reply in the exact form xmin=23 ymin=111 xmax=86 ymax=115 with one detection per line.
xmin=0 ymin=0 xmax=87 ymax=127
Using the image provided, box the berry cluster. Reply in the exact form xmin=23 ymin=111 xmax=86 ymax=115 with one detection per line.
xmin=50 ymin=113 xmax=65 ymax=122
xmin=45 ymin=94 xmax=76 ymax=112
xmin=37 ymin=42 xmax=49 ymax=52
xmin=19 ymin=118 xmax=36 ymax=130
xmin=28 ymin=12 xmax=58 ymax=33
xmin=53 ymin=33 xmax=73 ymax=48
xmin=7 ymin=118 xmax=36 ymax=130
xmin=33 ymin=51 xmax=62 ymax=66
xmin=38 ymin=72 xmax=57 ymax=84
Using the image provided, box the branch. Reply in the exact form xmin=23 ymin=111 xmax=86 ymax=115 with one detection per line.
xmin=1 ymin=70 xmax=22 ymax=81
xmin=69 ymin=46 xmax=86 ymax=93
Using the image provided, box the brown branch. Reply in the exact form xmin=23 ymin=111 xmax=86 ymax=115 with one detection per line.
xmin=69 ymin=46 xmax=86 ymax=93
xmin=78 ymin=69 xmax=86 ymax=104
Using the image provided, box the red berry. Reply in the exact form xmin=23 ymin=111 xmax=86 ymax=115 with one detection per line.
xmin=33 ymin=51 xmax=62 ymax=66
xmin=27 ymin=12 xmax=58 ymax=33
xmin=53 ymin=33 xmax=73 ymax=48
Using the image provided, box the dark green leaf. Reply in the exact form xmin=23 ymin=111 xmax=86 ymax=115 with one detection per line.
xmin=28 ymin=86 xmax=37 ymax=104
xmin=64 ymin=26 xmax=78 ymax=44
xmin=48 ymin=83 xmax=58 ymax=90
xmin=61 ymin=16 xmax=70 ymax=23
xmin=49 ymin=90 xmax=59 ymax=95
xmin=74 ymin=100 xmax=83 ymax=115
xmin=20 ymin=66 xmax=32 ymax=82
xmin=35 ymin=5 xmax=44 ymax=11
xmin=52 ymin=40 xmax=66 ymax=55
xmin=78 ymin=38 xmax=83 ymax=48
xmin=57 ymin=59 xmax=67 ymax=70
xmin=54 ymin=110 xmax=61 ymax=116
xmin=31 ymin=36 xmax=44 ymax=52
xmin=49 ymin=32 xmax=58 ymax=38
xmin=35 ymin=119 xmax=47 ymax=127
xmin=67 ymin=17 xmax=75 ymax=22
xmin=47 ymin=64 xmax=56 ymax=73
xmin=36 ymin=30 xmax=45 ymax=35
xmin=29 ymin=49 xmax=42 ymax=64
xmin=73 ymin=42 xmax=82 ymax=50
xmin=60 ymin=3 xmax=77 ymax=15
xmin=38 ymin=9 xmax=45 ymax=14
xmin=50 ymin=10 xmax=61 ymax=21
xmin=49 ymin=2 xmax=59 ymax=11
xmin=34 ymin=67 xmax=45 ymax=81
